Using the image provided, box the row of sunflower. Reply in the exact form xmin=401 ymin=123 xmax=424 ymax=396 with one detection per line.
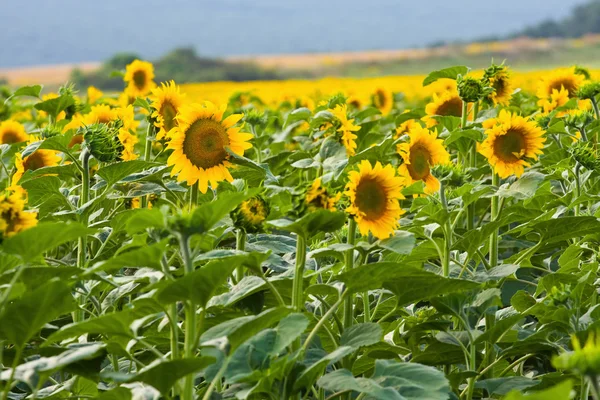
xmin=1 ymin=59 xmax=600 ymax=399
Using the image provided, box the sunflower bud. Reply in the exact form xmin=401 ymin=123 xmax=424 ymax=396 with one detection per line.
xmin=58 ymin=83 xmax=81 ymax=120
xmin=243 ymin=109 xmax=267 ymax=130
xmin=457 ymin=76 xmax=492 ymax=103
xmin=577 ymin=82 xmax=600 ymax=100
xmin=432 ymin=163 xmax=466 ymax=187
xmin=535 ymin=113 xmax=553 ymax=130
xmin=570 ymin=141 xmax=600 ymax=172
xmin=230 ymin=196 xmax=270 ymax=233
xmin=565 ymin=109 xmax=595 ymax=130
xmin=40 ymin=124 xmax=63 ymax=139
xmin=83 ymin=121 xmax=124 ymax=162
xmin=553 ymin=332 xmax=600 ymax=376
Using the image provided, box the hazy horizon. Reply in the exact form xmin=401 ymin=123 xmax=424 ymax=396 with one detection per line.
xmin=1 ymin=0 xmax=586 ymax=68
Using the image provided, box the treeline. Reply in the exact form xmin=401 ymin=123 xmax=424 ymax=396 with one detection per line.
xmin=71 ymin=48 xmax=282 ymax=91
xmin=518 ymin=0 xmax=600 ymax=38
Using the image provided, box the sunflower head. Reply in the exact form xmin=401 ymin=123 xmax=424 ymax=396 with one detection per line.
xmin=432 ymin=163 xmax=467 ymax=188
xmin=425 ymin=91 xmax=463 ymax=119
xmin=397 ymin=125 xmax=450 ymax=194
xmin=13 ymin=144 xmax=62 ymax=185
xmin=83 ymin=121 xmax=125 ymax=163
xmin=58 ymin=83 xmax=81 ymax=120
xmin=479 ymin=110 xmax=546 ymax=178
xmin=345 ymin=160 xmax=406 ymax=239
xmin=329 ymin=104 xmax=361 ymax=156
xmin=538 ymin=87 xmax=570 ymax=114
xmin=565 ymin=108 xmax=595 ymax=131
xmin=570 ymin=141 xmax=600 ymax=172
xmin=0 ymin=193 xmax=38 ymax=240
xmin=0 ymin=120 xmax=28 ymax=145
xmin=483 ymin=64 xmax=513 ymax=105
xmin=149 ymin=81 xmax=185 ymax=140
xmin=371 ymin=88 xmax=393 ymax=115
xmin=87 ymin=86 xmax=104 ymax=104
xmin=243 ymin=109 xmax=267 ymax=130
xmin=167 ymin=102 xmax=253 ymax=193
xmin=305 ymin=178 xmax=341 ymax=212
xmin=537 ymin=67 xmax=585 ymax=100
xmin=231 ymin=196 xmax=270 ymax=233
xmin=124 ymin=60 xmax=156 ymax=97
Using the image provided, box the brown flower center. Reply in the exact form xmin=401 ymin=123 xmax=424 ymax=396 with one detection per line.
xmin=355 ymin=177 xmax=388 ymax=220
xmin=132 ymin=70 xmax=147 ymax=90
xmin=493 ymin=128 xmax=526 ymax=163
xmin=183 ymin=119 xmax=230 ymax=169
xmin=407 ymin=144 xmax=432 ymax=181
xmin=160 ymin=101 xmax=178 ymax=132
xmin=24 ymin=151 xmax=48 ymax=171
xmin=550 ymin=79 xmax=577 ymax=97
xmin=435 ymin=96 xmax=463 ymax=117
xmin=374 ymin=90 xmax=388 ymax=108
xmin=1 ymin=130 xmax=24 ymax=144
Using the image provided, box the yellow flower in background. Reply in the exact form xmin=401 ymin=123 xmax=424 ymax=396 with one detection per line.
xmin=12 ymin=147 xmax=61 ymax=184
xmin=479 ymin=110 xmax=545 ymax=178
xmin=167 ymin=101 xmax=252 ymax=193
xmin=345 ymin=160 xmax=405 ymax=239
xmin=397 ymin=125 xmax=450 ymax=193
xmin=372 ymin=87 xmax=393 ymax=115
xmin=0 ymin=192 xmax=38 ymax=238
xmin=85 ymin=104 xmax=118 ymax=124
xmin=329 ymin=104 xmax=360 ymax=155
xmin=347 ymin=95 xmax=362 ymax=110
xmin=124 ymin=60 xmax=156 ymax=97
xmin=425 ymin=91 xmax=463 ymax=118
xmin=488 ymin=67 xmax=513 ymax=105
xmin=305 ymin=177 xmax=341 ymax=211
xmin=87 ymin=86 xmax=104 ymax=104
xmin=536 ymin=67 xmax=584 ymax=99
xmin=394 ymin=110 xmax=419 ymax=139
xmin=149 ymin=81 xmax=186 ymax=140
xmin=538 ymin=87 xmax=570 ymax=114
xmin=0 ymin=120 xmax=28 ymax=144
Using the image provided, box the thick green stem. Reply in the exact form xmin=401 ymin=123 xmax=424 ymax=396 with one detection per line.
xmin=1 ymin=346 xmax=22 ymax=400
xmin=76 ymin=149 xmax=91 ymax=322
xmin=590 ymin=375 xmax=600 ymax=400
xmin=574 ymin=163 xmax=582 ymax=216
xmin=460 ymin=100 xmax=469 ymax=129
xmin=592 ymin=97 xmax=600 ymax=120
xmin=489 ymin=173 xmax=499 ymax=268
xmin=343 ymin=219 xmax=357 ymax=329
xmin=292 ymin=235 xmax=307 ymax=312
xmin=440 ymin=181 xmax=452 ymax=277
xmin=466 ymin=102 xmax=479 ymax=231
xmin=189 ymin=182 xmax=198 ymax=210
xmin=141 ymin=123 xmax=154 ymax=208
xmin=234 ymin=230 xmax=247 ymax=283
xmin=180 ymin=235 xmax=197 ymax=400
xmin=202 ymin=357 xmax=230 ymax=400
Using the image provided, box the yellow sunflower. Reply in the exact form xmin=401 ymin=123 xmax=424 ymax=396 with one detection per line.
xmin=488 ymin=68 xmax=513 ymax=106
xmin=149 ymin=81 xmax=186 ymax=140
xmin=394 ymin=110 xmax=419 ymax=139
xmin=166 ymin=101 xmax=253 ymax=193
xmin=538 ymin=87 xmax=570 ymax=114
xmin=397 ymin=125 xmax=450 ymax=193
xmin=0 ymin=120 xmax=28 ymax=144
xmin=13 ymin=146 xmax=62 ymax=184
xmin=425 ymin=91 xmax=463 ymax=118
xmin=87 ymin=86 xmax=104 ymax=104
xmin=537 ymin=67 xmax=585 ymax=100
xmin=372 ymin=88 xmax=393 ymax=115
xmin=124 ymin=60 xmax=156 ymax=97
xmin=329 ymin=104 xmax=360 ymax=155
xmin=0 ymin=192 xmax=38 ymax=238
xmin=347 ymin=95 xmax=363 ymax=110
xmin=479 ymin=110 xmax=545 ymax=178
xmin=306 ymin=178 xmax=341 ymax=211
xmin=345 ymin=160 xmax=405 ymax=239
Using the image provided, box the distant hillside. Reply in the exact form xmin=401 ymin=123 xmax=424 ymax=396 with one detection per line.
xmin=518 ymin=0 xmax=600 ymax=38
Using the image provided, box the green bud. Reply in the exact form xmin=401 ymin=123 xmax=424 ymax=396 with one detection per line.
xmin=570 ymin=141 xmax=600 ymax=172
xmin=432 ymin=163 xmax=467 ymax=187
xmin=59 ymin=83 xmax=81 ymax=120
xmin=457 ymin=75 xmax=492 ymax=103
xmin=82 ymin=121 xmax=124 ymax=162
xmin=535 ymin=113 xmax=553 ymax=130
xmin=577 ymin=81 xmax=600 ymax=100
xmin=565 ymin=110 xmax=595 ymax=130
xmin=243 ymin=109 xmax=267 ymax=129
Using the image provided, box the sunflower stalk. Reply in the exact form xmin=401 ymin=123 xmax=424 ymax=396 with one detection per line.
xmin=179 ymin=234 xmax=197 ymax=400
xmin=75 ymin=148 xmax=91 ymax=322
xmin=292 ymin=235 xmax=307 ymax=312
xmin=343 ymin=219 xmax=357 ymax=329
xmin=234 ymin=229 xmax=247 ymax=283
xmin=489 ymin=173 xmax=500 ymax=269
xmin=141 ymin=123 xmax=154 ymax=208
xmin=592 ymin=97 xmax=600 ymax=121
xmin=440 ymin=181 xmax=452 ymax=277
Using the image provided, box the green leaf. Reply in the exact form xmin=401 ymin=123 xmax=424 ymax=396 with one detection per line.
xmin=422 ymin=66 xmax=469 ymax=86
xmin=126 ymin=358 xmax=214 ymax=394
xmin=201 ymin=307 xmax=291 ymax=354
xmin=132 ymin=98 xmax=151 ymax=111
xmin=157 ymin=256 xmax=248 ymax=307
xmin=504 ymin=380 xmax=572 ymax=400
xmin=284 ymin=107 xmax=311 ymax=129
xmin=124 ymin=208 xmax=166 ymax=234
xmin=189 ymin=190 xmax=255 ymax=235
xmin=526 ymin=216 xmax=600 ymax=244
xmin=226 ymin=148 xmax=277 ymax=183
xmin=273 ymin=313 xmax=309 ymax=354
xmin=445 ymin=129 xmax=482 ymax=146
xmin=0 ymin=280 xmax=76 ymax=347
xmin=337 ymin=262 xmax=480 ymax=305
xmin=97 ymin=160 xmax=160 ymax=187
xmin=34 ymin=94 xmax=75 ymax=120
xmin=1 ymin=222 xmax=93 ymax=262
xmin=97 ymin=387 xmax=132 ymax=400
xmin=9 ymin=85 xmax=43 ymax=101
xmin=86 ymin=240 xmax=169 ymax=275
xmin=474 ymin=377 xmax=539 ymax=395
xmin=341 ymin=323 xmax=382 ymax=349
xmin=377 ymin=231 xmax=416 ymax=255
xmin=293 ymin=347 xmax=354 ymax=392
xmin=497 ymin=172 xmax=545 ymax=200
xmin=268 ymin=209 xmax=346 ymax=238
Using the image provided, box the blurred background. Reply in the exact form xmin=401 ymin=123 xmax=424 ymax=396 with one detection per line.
xmin=1 ymin=0 xmax=599 ymax=88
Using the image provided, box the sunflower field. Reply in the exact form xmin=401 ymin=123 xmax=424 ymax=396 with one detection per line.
xmin=1 ymin=60 xmax=600 ymax=400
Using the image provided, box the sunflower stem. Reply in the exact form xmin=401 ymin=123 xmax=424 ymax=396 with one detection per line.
xmin=574 ymin=163 xmax=582 ymax=216
xmin=234 ymin=230 xmax=247 ymax=283
xmin=466 ymin=102 xmax=479 ymax=231
xmin=592 ymin=96 xmax=600 ymax=121
xmin=590 ymin=375 xmax=600 ymax=400
xmin=343 ymin=219 xmax=357 ymax=330
xmin=141 ymin=123 xmax=154 ymax=208
xmin=292 ymin=235 xmax=307 ymax=312
xmin=189 ymin=182 xmax=198 ymax=210
xmin=460 ymin=100 xmax=469 ymax=129
xmin=180 ymin=234 xmax=197 ymax=400
xmin=489 ymin=173 xmax=500 ymax=269
xmin=75 ymin=149 xmax=91 ymax=322
xmin=440 ymin=181 xmax=452 ymax=277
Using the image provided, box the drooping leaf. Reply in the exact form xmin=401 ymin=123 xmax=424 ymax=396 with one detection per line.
xmin=268 ymin=209 xmax=346 ymax=238
xmin=423 ymin=66 xmax=469 ymax=86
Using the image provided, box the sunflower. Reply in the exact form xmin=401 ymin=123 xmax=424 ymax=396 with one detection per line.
xmin=425 ymin=91 xmax=463 ymax=118
xmin=232 ymin=196 xmax=270 ymax=233
xmin=537 ymin=67 xmax=585 ymax=100
xmin=345 ymin=160 xmax=405 ymax=239
xmin=87 ymin=86 xmax=104 ymax=104
xmin=12 ymin=146 xmax=62 ymax=184
xmin=372 ymin=88 xmax=393 ymax=115
xmin=538 ymin=87 xmax=570 ymax=114
xmin=479 ymin=110 xmax=545 ymax=178
xmin=397 ymin=125 xmax=450 ymax=193
xmin=394 ymin=110 xmax=419 ymax=139
xmin=149 ymin=81 xmax=186 ymax=140
xmin=488 ymin=68 xmax=513 ymax=105
xmin=347 ymin=95 xmax=362 ymax=110
xmin=329 ymin=104 xmax=360 ymax=155
xmin=84 ymin=104 xmax=118 ymax=124
xmin=167 ymin=101 xmax=253 ymax=193
xmin=124 ymin=60 xmax=156 ymax=97
xmin=0 ymin=192 xmax=38 ymax=239
xmin=0 ymin=120 xmax=28 ymax=144
xmin=306 ymin=178 xmax=341 ymax=211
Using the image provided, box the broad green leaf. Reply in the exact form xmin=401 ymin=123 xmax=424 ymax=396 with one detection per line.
xmin=341 ymin=323 xmax=382 ymax=349
xmin=284 ymin=107 xmax=311 ymax=129
xmin=97 ymin=387 xmax=132 ymax=400
xmin=189 ymin=189 xmax=255 ymax=235
xmin=97 ymin=160 xmax=160 ymax=187
xmin=34 ymin=94 xmax=75 ymax=120
xmin=126 ymin=358 xmax=214 ymax=394
xmin=525 ymin=216 xmax=600 ymax=244
xmin=378 ymin=231 xmax=416 ymax=255
xmin=0 ymin=280 xmax=76 ymax=347
xmin=497 ymin=172 xmax=545 ymax=200
xmin=504 ymin=380 xmax=572 ymax=400
xmin=293 ymin=346 xmax=354 ymax=392
xmin=125 ymin=208 xmax=166 ymax=234
xmin=422 ymin=66 xmax=468 ymax=86
xmin=226 ymin=148 xmax=277 ymax=183
xmin=474 ymin=377 xmax=539 ymax=395
xmin=273 ymin=313 xmax=309 ymax=354
xmin=1 ymin=222 xmax=93 ymax=262
xmin=9 ymin=84 xmax=43 ymax=101
xmin=268 ymin=209 xmax=346 ymax=238
xmin=86 ymin=240 xmax=169 ymax=275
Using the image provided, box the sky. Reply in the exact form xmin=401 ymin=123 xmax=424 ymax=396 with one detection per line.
xmin=0 ymin=0 xmax=586 ymax=68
